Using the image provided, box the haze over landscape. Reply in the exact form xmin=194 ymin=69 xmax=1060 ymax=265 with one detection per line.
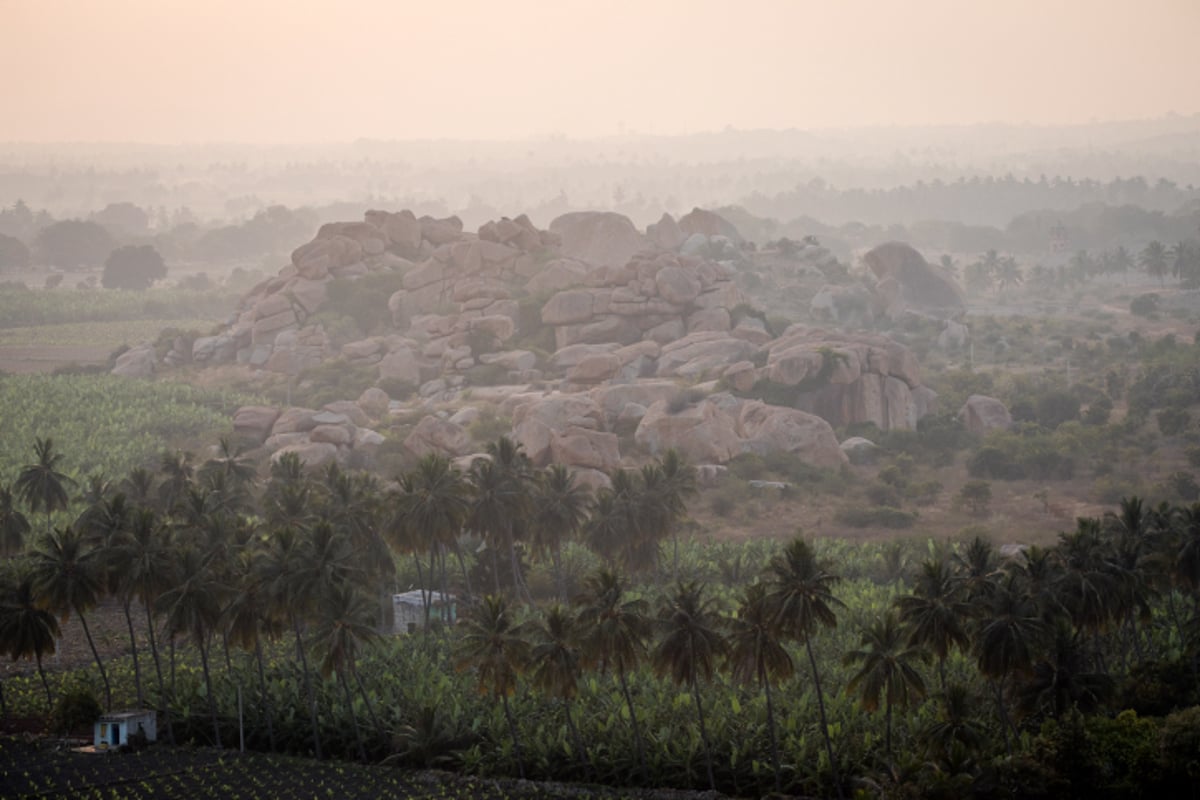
xmin=3 ymin=2 xmax=1200 ymax=799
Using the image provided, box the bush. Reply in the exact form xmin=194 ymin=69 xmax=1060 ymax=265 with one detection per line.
xmin=834 ymin=506 xmax=918 ymax=529
xmin=102 ymin=245 xmax=167 ymax=290
xmin=51 ymin=685 xmax=102 ymax=735
xmin=1130 ymin=293 xmax=1160 ymax=316
xmin=865 ymin=481 xmax=903 ymax=507
xmin=322 ymin=272 xmax=406 ymax=336
xmin=1036 ymin=390 xmax=1081 ymax=429
xmin=956 ymin=480 xmax=993 ymax=516
xmin=1157 ymin=408 xmax=1191 ymax=436
xmin=968 ymin=446 xmax=1024 ymax=480
xmin=1164 ymin=471 xmax=1200 ymax=502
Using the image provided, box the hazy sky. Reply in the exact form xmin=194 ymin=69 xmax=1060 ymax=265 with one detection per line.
xmin=3 ymin=0 xmax=1198 ymax=143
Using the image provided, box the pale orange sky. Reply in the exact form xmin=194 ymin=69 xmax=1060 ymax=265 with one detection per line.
xmin=2 ymin=0 xmax=1198 ymax=143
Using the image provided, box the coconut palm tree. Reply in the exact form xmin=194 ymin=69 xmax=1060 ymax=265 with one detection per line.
xmin=585 ymin=470 xmax=643 ymax=573
xmin=1140 ymin=240 xmax=1169 ymax=285
xmin=309 ymin=581 xmax=381 ymax=762
xmin=254 ymin=526 xmax=324 ymax=758
xmin=390 ymin=453 xmax=470 ymax=625
xmin=115 ymin=507 xmax=175 ymax=740
xmin=157 ymin=449 xmax=195 ymax=514
xmin=468 ymin=439 xmax=535 ymax=598
xmin=198 ymin=436 xmax=257 ymax=491
xmin=653 ymin=580 xmax=727 ymax=791
xmin=27 ymin=526 xmax=111 ymax=709
xmin=221 ymin=551 xmax=281 ymax=752
xmin=0 ymin=484 xmax=30 ymax=557
xmin=972 ymin=572 xmax=1045 ymax=751
xmin=15 ymin=438 xmax=73 ymax=537
xmin=895 ymin=558 xmax=970 ymax=688
xmin=529 ymin=465 xmax=590 ymax=601
xmin=727 ymin=581 xmax=793 ymax=793
xmin=919 ymin=683 xmax=986 ymax=760
xmin=766 ymin=535 xmax=845 ymax=799
xmin=0 ymin=562 xmax=60 ymax=709
xmin=158 ymin=543 xmax=225 ymax=747
xmin=574 ymin=567 xmax=651 ymax=774
xmin=526 ymin=603 xmax=589 ymax=774
xmin=843 ymin=611 xmax=928 ymax=757
xmin=453 ymin=594 xmax=531 ymax=778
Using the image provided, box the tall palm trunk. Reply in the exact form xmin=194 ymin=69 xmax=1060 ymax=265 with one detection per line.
xmin=197 ymin=636 xmax=222 ymax=747
xmin=35 ymin=651 xmax=52 ymax=711
xmin=121 ymin=596 xmax=143 ymax=707
xmin=291 ymin=614 xmax=323 ymax=759
xmin=691 ymin=671 xmax=716 ymax=791
xmin=143 ymin=595 xmax=173 ymax=744
xmin=351 ymin=660 xmax=382 ymax=738
xmin=338 ymin=668 xmax=367 ymax=762
xmin=805 ymin=638 xmax=843 ymax=800
xmin=885 ymin=693 xmax=893 ymax=758
xmin=761 ymin=662 xmax=783 ymax=793
xmin=616 ymin=666 xmax=647 ymax=775
xmin=76 ymin=605 xmax=112 ymax=710
xmin=563 ymin=696 xmax=589 ymax=776
xmin=253 ymin=636 xmax=276 ymax=751
xmin=501 ymin=691 xmax=525 ymax=779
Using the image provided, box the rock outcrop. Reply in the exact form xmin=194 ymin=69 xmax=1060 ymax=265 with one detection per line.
xmin=862 ymin=242 xmax=966 ymax=317
xmin=959 ymin=395 xmax=1012 ymax=437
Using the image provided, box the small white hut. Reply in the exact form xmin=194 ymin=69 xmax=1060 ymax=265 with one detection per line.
xmin=94 ymin=710 xmax=157 ymax=750
xmin=392 ymin=590 xmax=456 ymax=633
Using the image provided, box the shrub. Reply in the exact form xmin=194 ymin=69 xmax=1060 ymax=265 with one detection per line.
xmin=51 ymin=685 xmax=102 ymax=735
xmin=834 ymin=506 xmax=918 ymax=529
xmin=865 ymin=481 xmax=903 ymax=507
xmin=956 ymin=480 xmax=993 ymax=516
xmin=1164 ymin=471 xmax=1200 ymax=502
xmin=1130 ymin=293 xmax=1160 ymax=316
xmin=968 ymin=446 xmax=1024 ymax=480
xmin=322 ymin=272 xmax=406 ymax=336
xmin=1036 ymin=390 xmax=1081 ymax=429
xmin=1157 ymin=408 xmax=1191 ymax=436
xmin=102 ymin=245 xmax=167 ymax=290
xmin=1186 ymin=446 xmax=1200 ymax=468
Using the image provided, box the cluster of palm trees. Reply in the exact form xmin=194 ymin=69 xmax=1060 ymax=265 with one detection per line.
xmin=0 ymin=436 xmax=695 ymax=751
xmin=5 ymin=430 xmax=1200 ymax=795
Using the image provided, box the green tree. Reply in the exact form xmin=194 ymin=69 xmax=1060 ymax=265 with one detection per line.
xmin=0 ymin=563 xmax=60 ymax=709
xmin=527 ymin=603 xmax=589 ymax=774
xmin=653 ymin=580 xmax=727 ymax=791
xmin=310 ymin=581 xmax=381 ymax=762
xmin=574 ymin=568 xmax=651 ymax=774
xmin=895 ymin=558 xmax=970 ymax=688
xmin=454 ymin=594 xmax=531 ymax=778
xmin=0 ymin=484 xmax=31 ymax=557
xmin=727 ymin=581 xmax=793 ymax=793
xmin=101 ymin=244 xmax=167 ymax=289
xmin=15 ymin=438 xmax=73 ymax=537
xmin=34 ymin=219 xmax=114 ymax=269
xmin=766 ymin=536 xmax=845 ymax=798
xmin=158 ymin=543 xmax=225 ymax=747
xmin=529 ymin=465 xmax=590 ymax=601
xmin=843 ymin=611 xmax=928 ymax=757
xmin=27 ymin=526 xmax=111 ymax=709
xmin=1140 ymin=240 xmax=1169 ymax=285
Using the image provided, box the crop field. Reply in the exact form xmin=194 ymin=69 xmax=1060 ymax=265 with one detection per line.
xmin=0 ymin=374 xmax=258 ymax=481
xmin=0 ymin=737 xmax=661 ymax=800
xmin=0 ymin=320 xmax=218 ymax=349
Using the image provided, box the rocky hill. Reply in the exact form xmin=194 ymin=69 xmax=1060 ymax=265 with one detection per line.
xmin=118 ymin=208 xmax=946 ymax=482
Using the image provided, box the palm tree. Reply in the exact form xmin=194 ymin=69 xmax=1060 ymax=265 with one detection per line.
xmin=0 ymin=484 xmax=31 ymax=557
xmin=1140 ymin=240 xmax=1169 ymax=285
xmin=468 ymin=439 xmax=535 ymax=598
xmin=158 ymin=543 xmax=225 ymax=747
xmin=309 ymin=581 xmax=381 ymax=762
xmin=254 ymin=525 xmax=324 ymax=758
xmin=574 ymin=567 xmax=651 ymax=774
xmin=766 ymin=535 xmax=845 ymax=799
xmin=115 ymin=507 xmax=175 ymax=740
xmin=199 ymin=436 xmax=257 ymax=491
xmin=972 ymin=572 xmax=1045 ymax=751
xmin=585 ymin=470 xmax=643 ymax=573
xmin=526 ymin=603 xmax=589 ymax=774
xmin=919 ymin=683 xmax=986 ymax=760
xmin=221 ymin=552 xmax=281 ymax=752
xmin=994 ymin=257 xmax=1023 ymax=295
xmin=529 ymin=465 xmax=590 ymax=601
xmin=27 ymin=526 xmax=111 ymax=709
xmin=653 ymin=580 xmax=726 ymax=791
xmin=119 ymin=467 xmax=156 ymax=507
xmin=453 ymin=594 xmax=531 ymax=778
xmin=843 ymin=611 xmax=928 ymax=757
xmin=727 ymin=581 xmax=793 ymax=793
xmin=390 ymin=453 xmax=470 ymax=625
xmin=895 ymin=558 xmax=970 ymax=687
xmin=648 ymin=449 xmax=697 ymax=579
xmin=0 ymin=562 xmax=60 ymax=709
xmin=15 ymin=438 xmax=73 ymax=537
xmin=157 ymin=449 xmax=195 ymax=513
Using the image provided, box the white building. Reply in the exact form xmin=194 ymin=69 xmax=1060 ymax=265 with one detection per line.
xmin=94 ymin=710 xmax=157 ymax=750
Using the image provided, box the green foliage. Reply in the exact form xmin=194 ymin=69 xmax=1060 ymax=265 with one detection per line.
xmin=102 ymin=245 xmax=167 ymax=290
xmin=321 ymin=272 xmax=407 ymax=338
xmin=1129 ymin=293 xmax=1160 ymax=316
xmin=1156 ymin=407 xmax=1191 ymax=436
xmin=290 ymin=361 xmax=377 ymax=409
xmin=50 ymin=683 xmax=102 ymax=734
xmin=955 ymin=480 xmax=992 ymax=516
xmin=0 ymin=375 xmax=249 ymax=482
xmin=0 ymin=285 xmax=239 ymax=328
xmin=834 ymin=505 xmax=918 ymax=529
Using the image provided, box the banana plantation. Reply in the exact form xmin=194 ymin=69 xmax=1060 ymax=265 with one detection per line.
xmin=3 ymin=436 xmax=1200 ymax=798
